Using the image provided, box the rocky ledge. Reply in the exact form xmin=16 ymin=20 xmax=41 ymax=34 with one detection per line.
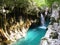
xmin=0 ymin=19 xmax=32 ymax=45
xmin=40 ymin=20 xmax=60 ymax=45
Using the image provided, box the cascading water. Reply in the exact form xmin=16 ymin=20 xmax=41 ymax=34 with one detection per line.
xmin=41 ymin=14 xmax=45 ymax=26
xmin=39 ymin=13 xmax=46 ymax=29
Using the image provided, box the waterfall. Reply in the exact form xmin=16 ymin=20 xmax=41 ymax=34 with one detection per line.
xmin=41 ymin=14 xmax=45 ymax=26
xmin=39 ymin=13 xmax=46 ymax=29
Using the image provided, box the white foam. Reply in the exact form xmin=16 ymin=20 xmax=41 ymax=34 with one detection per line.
xmin=39 ymin=26 xmax=46 ymax=29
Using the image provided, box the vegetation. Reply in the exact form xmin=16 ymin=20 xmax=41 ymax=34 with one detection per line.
xmin=0 ymin=0 xmax=40 ymax=29
xmin=45 ymin=0 xmax=60 ymax=7
xmin=0 ymin=0 xmax=60 ymax=28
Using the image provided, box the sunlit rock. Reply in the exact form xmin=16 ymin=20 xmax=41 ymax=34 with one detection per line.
xmin=51 ymin=2 xmax=59 ymax=21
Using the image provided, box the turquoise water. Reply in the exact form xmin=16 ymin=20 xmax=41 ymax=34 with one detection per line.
xmin=13 ymin=28 xmax=46 ymax=45
xmin=13 ymin=19 xmax=50 ymax=45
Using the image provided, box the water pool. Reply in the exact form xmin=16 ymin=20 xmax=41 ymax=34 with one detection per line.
xmin=12 ymin=27 xmax=47 ymax=45
xmin=12 ymin=19 xmax=50 ymax=45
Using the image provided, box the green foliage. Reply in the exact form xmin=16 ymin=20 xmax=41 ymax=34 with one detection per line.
xmin=14 ymin=0 xmax=40 ymax=15
xmin=0 ymin=0 xmax=40 ymax=15
xmin=45 ymin=0 xmax=60 ymax=7
xmin=34 ymin=0 xmax=46 ymax=7
xmin=1 ymin=0 xmax=60 ymax=8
